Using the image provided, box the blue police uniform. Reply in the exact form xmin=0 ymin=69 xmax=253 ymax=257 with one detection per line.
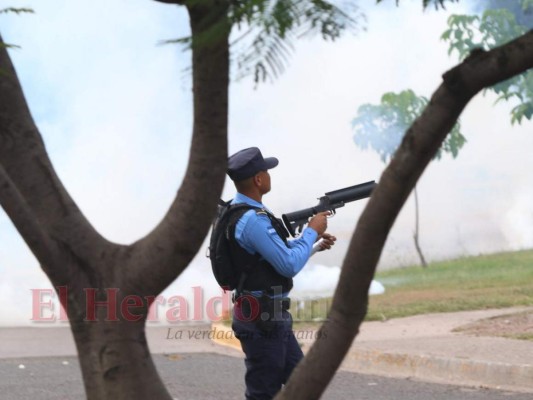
xmin=233 ymin=193 xmax=317 ymax=281
xmin=227 ymin=147 xmax=319 ymax=400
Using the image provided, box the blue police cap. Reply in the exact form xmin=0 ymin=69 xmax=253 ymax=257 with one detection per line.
xmin=227 ymin=147 xmax=279 ymax=182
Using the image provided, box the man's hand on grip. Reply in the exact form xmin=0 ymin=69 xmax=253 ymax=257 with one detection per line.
xmin=307 ymin=211 xmax=330 ymax=236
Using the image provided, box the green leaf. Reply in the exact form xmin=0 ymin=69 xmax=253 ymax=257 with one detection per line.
xmin=511 ymin=103 xmax=533 ymax=125
xmin=443 ymin=5 xmax=531 ymax=125
xmin=521 ymin=0 xmax=533 ymax=12
xmin=378 ymin=0 xmax=460 ymax=9
xmin=0 ymin=7 xmax=34 ymax=15
xmin=441 ymin=29 xmax=451 ymax=40
xmin=0 ymin=42 xmax=21 ymax=50
xmin=352 ymin=89 xmax=464 ymax=162
xmin=158 ymin=37 xmax=192 ymax=47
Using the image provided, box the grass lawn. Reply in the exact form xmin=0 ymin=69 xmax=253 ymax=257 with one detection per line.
xmin=290 ymin=249 xmax=533 ymax=322
xmin=367 ymin=249 xmax=533 ymax=321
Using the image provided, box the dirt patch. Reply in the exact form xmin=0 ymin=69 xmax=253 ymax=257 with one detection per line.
xmin=454 ymin=310 xmax=533 ymax=341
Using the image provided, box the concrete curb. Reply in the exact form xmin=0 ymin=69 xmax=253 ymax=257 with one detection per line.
xmin=342 ymin=348 xmax=533 ymax=393
xmin=211 ymin=321 xmax=533 ymax=393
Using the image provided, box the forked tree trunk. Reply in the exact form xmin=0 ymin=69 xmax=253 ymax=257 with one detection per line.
xmin=276 ymin=31 xmax=533 ymax=399
xmin=0 ymin=0 xmax=230 ymax=398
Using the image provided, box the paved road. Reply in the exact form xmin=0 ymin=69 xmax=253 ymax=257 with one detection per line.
xmin=1 ymin=353 xmax=530 ymax=400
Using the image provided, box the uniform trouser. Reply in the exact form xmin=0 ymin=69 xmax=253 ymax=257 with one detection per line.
xmin=232 ymin=309 xmax=303 ymax=400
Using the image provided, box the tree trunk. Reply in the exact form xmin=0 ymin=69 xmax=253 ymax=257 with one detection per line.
xmin=0 ymin=0 xmax=231 ymax=397
xmin=276 ymin=31 xmax=533 ymax=400
xmin=71 ymin=320 xmax=170 ymax=399
xmin=413 ymin=185 xmax=428 ymax=268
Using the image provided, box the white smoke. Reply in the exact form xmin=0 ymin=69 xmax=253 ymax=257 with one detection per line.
xmin=502 ymin=188 xmax=533 ymax=250
xmin=0 ymin=264 xmax=52 ymax=327
xmin=0 ymin=258 xmax=385 ymax=325
xmin=292 ymin=263 xmax=385 ymax=298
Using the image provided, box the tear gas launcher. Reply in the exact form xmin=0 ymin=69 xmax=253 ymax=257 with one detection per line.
xmin=281 ymin=180 xmax=377 ymax=237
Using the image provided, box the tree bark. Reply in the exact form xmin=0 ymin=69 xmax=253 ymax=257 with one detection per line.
xmin=128 ymin=1 xmax=231 ymax=298
xmin=413 ymin=186 xmax=428 ymax=268
xmin=0 ymin=0 xmax=231 ymax=397
xmin=276 ymin=30 xmax=533 ymax=400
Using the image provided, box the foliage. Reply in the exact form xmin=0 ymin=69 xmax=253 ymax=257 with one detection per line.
xmin=0 ymin=7 xmax=34 ymax=15
xmin=231 ymin=0 xmax=363 ymax=83
xmin=162 ymin=0 xmax=464 ymax=84
xmin=441 ymin=0 xmax=533 ymax=124
xmin=0 ymin=42 xmax=20 ymax=50
xmin=352 ymin=89 xmax=466 ymax=162
xmin=377 ymin=0 xmax=459 ymax=9
xmin=0 ymin=7 xmax=34 ymax=50
xmin=470 ymin=0 xmax=533 ymax=27
xmin=162 ymin=0 xmax=363 ymax=84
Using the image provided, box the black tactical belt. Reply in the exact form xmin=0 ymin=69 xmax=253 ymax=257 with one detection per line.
xmin=233 ymin=292 xmax=291 ymax=311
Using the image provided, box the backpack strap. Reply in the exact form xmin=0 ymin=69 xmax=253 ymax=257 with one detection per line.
xmin=256 ymin=209 xmax=290 ymax=242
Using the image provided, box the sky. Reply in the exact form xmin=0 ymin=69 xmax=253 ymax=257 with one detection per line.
xmin=0 ymin=0 xmax=532 ymax=325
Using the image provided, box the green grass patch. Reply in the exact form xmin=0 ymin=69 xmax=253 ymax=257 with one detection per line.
xmin=368 ymin=249 xmax=533 ymax=320
xmin=513 ymin=333 xmax=533 ymax=341
xmin=290 ymin=249 xmax=533 ymax=322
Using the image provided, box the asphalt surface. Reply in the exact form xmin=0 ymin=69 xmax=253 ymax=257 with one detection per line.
xmin=1 ymin=353 xmax=531 ymax=400
xmin=2 ymin=308 xmax=532 ymax=398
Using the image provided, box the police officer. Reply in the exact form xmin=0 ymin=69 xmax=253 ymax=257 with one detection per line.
xmin=226 ymin=147 xmax=336 ymax=400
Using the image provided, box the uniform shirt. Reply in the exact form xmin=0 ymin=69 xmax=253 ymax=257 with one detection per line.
xmin=232 ymin=193 xmax=318 ymax=279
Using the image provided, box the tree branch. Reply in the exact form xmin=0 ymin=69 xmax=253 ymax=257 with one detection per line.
xmin=0 ymin=164 xmax=60 ymax=271
xmin=0 ymin=33 xmax=109 ymax=268
xmin=128 ymin=2 xmax=231 ymax=296
xmin=277 ymin=30 xmax=533 ymax=399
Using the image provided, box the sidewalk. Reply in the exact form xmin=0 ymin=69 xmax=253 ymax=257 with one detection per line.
xmin=0 ymin=323 xmax=242 ymax=359
xmin=215 ymin=307 xmax=533 ymax=393
xmin=336 ymin=307 xmax=533 ymax=393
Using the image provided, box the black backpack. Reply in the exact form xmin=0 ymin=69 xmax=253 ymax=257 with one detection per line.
xmin=208 ymin=201 xmax=260 ymax=291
